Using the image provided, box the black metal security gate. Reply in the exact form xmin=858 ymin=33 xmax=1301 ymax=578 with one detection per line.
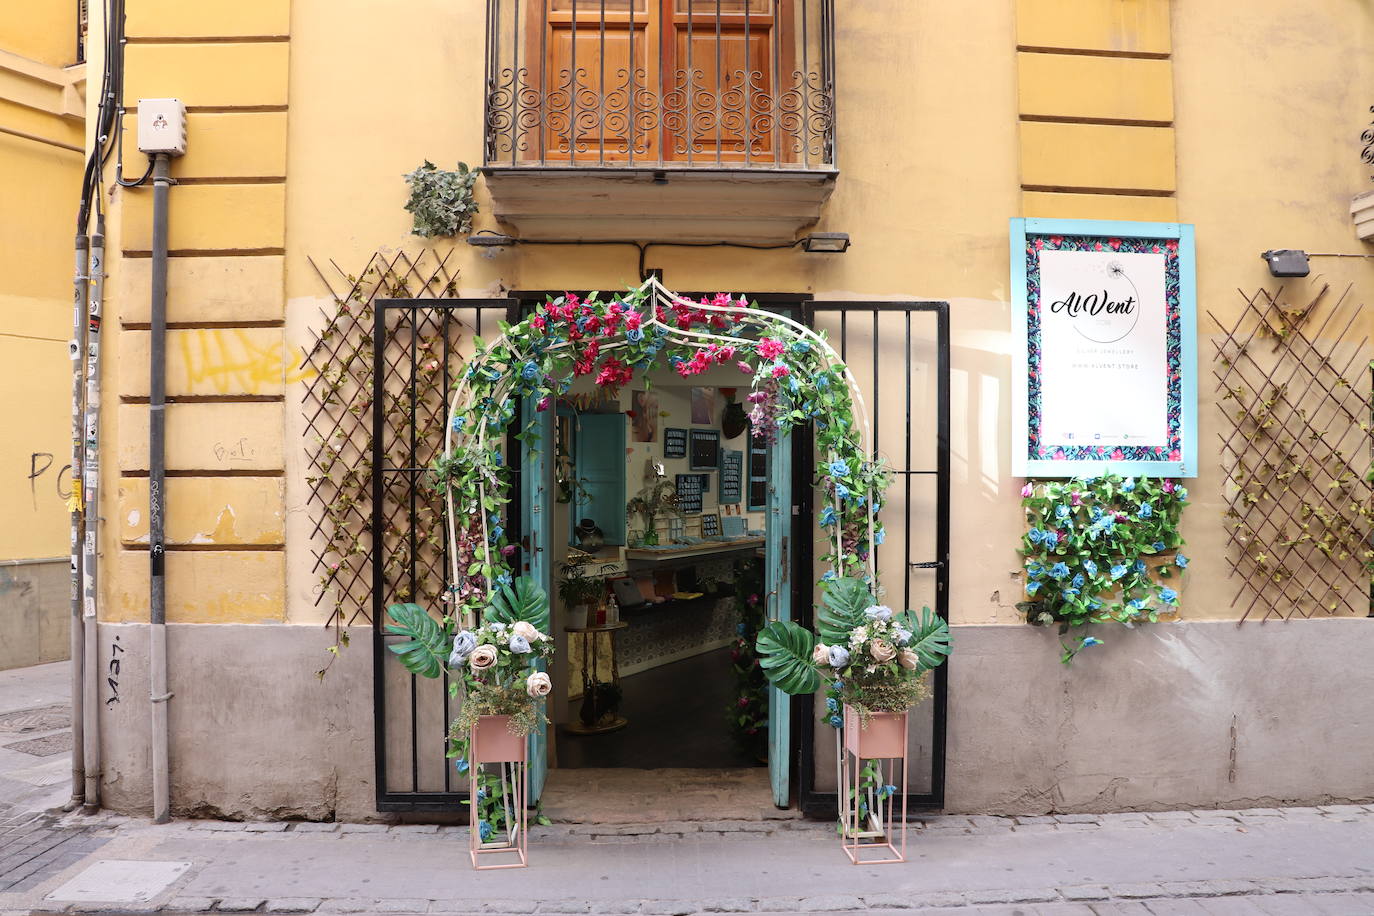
xmin=370 ymin=296 xmax=950 ymax=813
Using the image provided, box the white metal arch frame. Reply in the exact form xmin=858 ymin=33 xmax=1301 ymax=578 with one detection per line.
xmin=443 ymin=276 xmax=880 ymax=625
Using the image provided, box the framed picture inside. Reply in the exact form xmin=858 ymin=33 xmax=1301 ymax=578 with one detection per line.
xmin=1010 ymin=217 xmax=1197 ymax=478
xmin=675 ymin=473 xmax=708 ymax=514
xmin=664 ymin=427 xmax=687 ymax=459
xmin=689 ymin=428 xmax=721 ymax=470
xmin=700 ymin=513 xmax=721 ymax=538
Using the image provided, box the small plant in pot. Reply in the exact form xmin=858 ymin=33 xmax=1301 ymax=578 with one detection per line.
xmin=558 ymin=563 xmax=605 ymax=623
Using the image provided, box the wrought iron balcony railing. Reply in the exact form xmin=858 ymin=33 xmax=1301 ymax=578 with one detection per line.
xmin=483 ymin=0 xmax=836 ymax=171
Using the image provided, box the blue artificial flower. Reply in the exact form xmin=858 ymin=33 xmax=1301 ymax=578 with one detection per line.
xmin=476 ymin=786 xmax=488 ymax=801
xmin=834 ymin=483 xmax=850 ymax=501
xmin=669 ymin=355 xmax=684 ymax=368
xmin=483 ymin=366 xmax=502 ymax=381
xmin=448 ymin=630 xmax=478 ymax=667
xmin=1176 ymin=555 xmax=1189 ymax=569
xmin=626 ymin=327 xmax=645 ymax=343
xmin=864 ymin=605 xmax=893 ymax=622
xmin=792 ymin=340 xmax=811 ymax=354
xmin=1026 ymin=580 xmax=1041 ymax=596
xmin=872 ymin=527 xmax=885 ymax=546
xmin=521 ymin=361 xmax=539 ymax=381
xmin=828 ymin=714 xmax=844 ymax=729
xmin=1027 ymin=528 xmax=1043 ymax=546
xmin=1090 ymin=506 xmax=1104 ymax=521
xmin=1081 ymin=636 xmax=1103 ymax=648
xmin=1071 ymin=573 xmax=1085 ymax=588
xmin=825 ymin=696 xmax=839 ymax=713
xmin=496 ymin=572 xmax=512 ymax=588
xmin=453 ymin=757 xmax=470 ymax=774
xmin=1177 ymin=487 xmax=1188 ymax=500
xmin=736 ymin=622 xmax=747 ymax=635
xmin=827 ymin=646 xmax=851 ymax=668
xmin=576 ymin=316 xmax=591 ymax=332
xmin=489 ymin=525 xmax=504 ymax=542
xmin=816 ymin=374 xmax=830 ymax=390
xmin=821 ymin=570 xmax=837 ymax=582
xmin=1134 ymin=559 xmax=1146 ymax=574
xmin=478 ymin=821 xmax=494 ymax=841
xmin=891 ymin=626 xmax=911 ymax=645
xmin=1160 ymin=588 xmax=1178 ymax=604
xmin=451 ymin=416 xmax=467 ymax=432
xmin=820 ymin=506 xmax=837 ymax=527
xmin=1122 ymin=478 xmax=1135 ymax=493
xmin=492 ymin=451 xmax=503 ymax=467
xmin=1152 ymin=541 xmax=1165 ymax=552
xmin=1027 ymin=562 xmax=1045 ymax=580
xmin=509 ymin=634 xmax=531 ymax=654
xmin=829 ymin=460 xmax=849 ymax=477
xmin=1062 ymin=587 xmax=1079 ymax=599
xmin=877 ymin=784 xmax=897 ymax=800
xmin=1110 ymin=564 xmax=1127 ymax=580
xmin=1086 ymin=598 xmax=1103 ymax=611
xmin=1139 ymin=502 xmax=1154 ymax=519
xmin=1055 ymin=505 xmax=1070 ymax=520
xmin=1050 ymin=562 xmax=1070 ymax=580
xmin=1083 ymin=559 xmax=1098 ymax=577
xmin=1128 ymin=598 xmax=1147 ymax=611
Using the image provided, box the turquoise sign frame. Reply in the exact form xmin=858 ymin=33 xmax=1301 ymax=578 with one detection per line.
xmin=1010 ymin=217 xmax=1198 ymax=479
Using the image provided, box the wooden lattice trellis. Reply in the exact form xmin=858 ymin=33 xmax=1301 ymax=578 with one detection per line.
xmin=301 ymin=249 xmax=467 ymax=653
xmin=1212 ymin=283 xmax=1374 ymax=623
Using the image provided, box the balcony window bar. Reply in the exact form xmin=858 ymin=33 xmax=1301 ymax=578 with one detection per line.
xmin=483 ymin=0 xmax=836 ymax=171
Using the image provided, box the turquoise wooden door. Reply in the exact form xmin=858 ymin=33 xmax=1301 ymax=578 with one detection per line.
xmin=521 ymin=396 xmax=553 ymax=802
xmin=765 ymin=431 xmax=793 ymax=807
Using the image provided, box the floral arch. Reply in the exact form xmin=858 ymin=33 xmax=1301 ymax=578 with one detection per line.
xmin=437 ymin=276 xmax=891 ymax=628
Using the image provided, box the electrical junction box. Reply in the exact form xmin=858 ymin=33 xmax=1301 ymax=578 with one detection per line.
xmin=136 ymin=98 xmax=187 ymax=156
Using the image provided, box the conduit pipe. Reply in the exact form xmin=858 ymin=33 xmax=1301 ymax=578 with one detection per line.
xmin=66 ymin=232 xmax=87 ymax=810
xmin=80 ymin=218 xmax=105 ymax=813
xmin=148 ymin=152 xmax=172 ymax=825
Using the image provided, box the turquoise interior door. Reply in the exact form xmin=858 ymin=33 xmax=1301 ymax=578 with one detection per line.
xmin=521 ymin=396 xmax=553 ymax=802
xmin=765 ymin=432 xmax=793 ymax=807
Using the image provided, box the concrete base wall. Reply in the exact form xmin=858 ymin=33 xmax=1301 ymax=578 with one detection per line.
xmin=95 ymin=618 xmax=1374 ymax=821
xmin=0 ymin=559 xmax=70 ymax=672
xmin=945 ymin=619 xmax=1374 ymax=814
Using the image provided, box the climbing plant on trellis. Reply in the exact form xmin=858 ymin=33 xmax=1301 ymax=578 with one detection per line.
xmin=1212 ymin=282 xmax=1374 ymax=622
xmin=301 ymin=249 xmax=467 ymax=673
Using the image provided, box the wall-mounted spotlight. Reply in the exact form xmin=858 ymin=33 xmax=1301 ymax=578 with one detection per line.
xmin=1261 ymin=249 xmax=1310 ymax=277
xmin=800 ymin=232 xmax=851 ymax=253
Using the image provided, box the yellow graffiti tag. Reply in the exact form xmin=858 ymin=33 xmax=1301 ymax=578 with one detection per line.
xmin=177 ymin=329 xmax=316 ymax=395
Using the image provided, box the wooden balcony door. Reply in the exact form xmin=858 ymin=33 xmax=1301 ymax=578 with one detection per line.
xmin=532 ymin=0 xmax=787 ymax=165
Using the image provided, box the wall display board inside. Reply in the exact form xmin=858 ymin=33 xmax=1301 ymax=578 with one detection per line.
xmin=664 ymin=427 xmax=687 ymax=459
xmin=720 ymin=449 xmax=743 ymax=504
xmin=689 ymin=428 xmax=721 ymax=470
xmin=676 ymin=473 xmax=708 ymax=515
xmin=1010 ymin=218 xmax=1197 ymax=478
xmin=700 ymin=513 xmax=721 ymax=538
xmin=747 ymin=442 xmax=768 ymax=510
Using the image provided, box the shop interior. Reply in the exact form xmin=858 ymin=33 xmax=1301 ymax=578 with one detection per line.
xmin=547 ymin=364 xmax=774 ymax=769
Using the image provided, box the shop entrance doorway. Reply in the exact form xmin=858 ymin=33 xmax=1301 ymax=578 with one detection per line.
xmin=369 ymin=293 xmax=948 ymax=818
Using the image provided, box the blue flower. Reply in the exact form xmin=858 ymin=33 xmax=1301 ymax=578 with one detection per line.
xmin=1139 ymin=502 xmax=1154 ymax=519
xmin=476 ymin=786 xmax=488 ymax=801
xmin=1176 ymin=554 xmax=1189 ymax=569
xmin=1050 ymin=562 xmax=1070 ymax=580
xmin=834 ymin=483 xmax=850 ymax=501
xmin=448 ymin=630 xmax=478 ymax=666
xmin=509 ymin=634 xmax=531 ymax=654
xmin=1072 ymin=573 xmax=1084 ymax=588
xmin=821 ymin=570 xmax=837 ymax=582
xmin=451 ymin=416 xmax=467 ymax=432
xmin=1160 ymin=588 xmax=1178 ymax=604
xmin=1026 ymin=528 xmax=1042 ymax=546
xmin=478 ymin=821 xmax=493 ymax=841
xmin=490 ymin=525 xmax=504 ymax=542
xmin=575 ymin=316 xmax=590 ymax=332
xmin=1122 ymin=478 xmax=1135 ymax=493
xmin=453 ymin=757 xmax=470 ymax=774
xmin=1083 ymin=560 xmax=1098 ymax=577
xmin=1152 ymin=541 xmax=1165 ymax=552
xmin=864 ymin=605 xmax=892 ymax=622
xmin=825 ymin=696 xmax=839 ymax=713
xmin=828 ymin=714 xmax=844 ymax=729
xmin=829 ymin=460 xmax=849 ymax=477
xmin=669 ymin=355 xmax=684 ymax=368
xmin=496 ymin=572 xmax=512 ymax=588
xmin=891 ymin=626 xmax=911 ymax=645
xmin=820 ymin=506 xmax=837 ymax=527
xmin=736 ymin=622 xmax=747 ymax=636
xmin=1134 ymin=559 xmax=1146 ymax=574
xmin=1090 ymin=506 xmax=1103 ymax=521
xmin=1086 ymin=598 xmax=1103 ymax=611
xmin=872 ymin=527 xmax=885 ymax=546
xmin=1128 ymin=598 xmax=1147 ymax=611
xmin=492 ymin=451 xmax=503 ymax=467
xmin=1177 ymin=487 xmax=1188 ymax=500
xmin=1055 ymin=505 xmax=1070 ymax=520
xmin=1081 ymin=636 xmax=1103 ymax=648
xmin=1027 ymin=562 xmax=1045 ymax=580
xmin=792 ymin=340 xmax=811 ymax=354
xmin=827 ymin=646 xmax=851 ymax=668
xmin=1062 ymin=587 xmax=1079 ymax=599
xmin=1110 ymin=565 xmax=1127 ymax=580
xmin=521 ymin=361 xmax=539 ymax=381
xmin=626 ymin=327 xmax=644 ymax=343
xmin=816 ymin=374 xmax=830 ymax=390
xmin=877 ymin=784 xmax=897 ymax=800
xmin=1026 ymin=580 xmax=1041 ymax=596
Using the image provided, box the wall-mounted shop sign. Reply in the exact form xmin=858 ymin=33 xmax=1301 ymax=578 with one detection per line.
xmin=1010 ymin=218 xmax=1197 ymax=478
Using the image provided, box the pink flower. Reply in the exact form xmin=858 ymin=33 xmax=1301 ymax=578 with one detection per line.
xmin=737 ymin=361 xmax=753 ymax=374
xmin=624 ymin=312 xmax=641 ymax=331
xmin=1020 ymin=483 xmax=1033 ymax=498
xmin=530 ymin=315 xmax=547 ymax=332
xmin=536 ymin=396 xmax=550 ymax=412
xmin=1162 ymin=480 xmax=1175 ymax=493
xmin=771 ymin=365 xmax=789 ymax=378
xmin=1109 ymin=238 xmax=1121 ymax=250
xmin=1111 ymin=448 xmax=1125 ymax=460
xmin=756 ymin=338 xmax=785 ymax=360
xmin=1070 ymin=491 xmax=1082 ymax=506
xmin=500 ymin=544 xmax=517 ymax=557
xmin=1169 ymin=449 xmax=1181 ymax=461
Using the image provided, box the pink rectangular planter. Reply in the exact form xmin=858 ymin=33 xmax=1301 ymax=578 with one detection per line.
xmin=471 ymin=715 xmax=527 ymax=763
xmin=840 ymin=706 xmax=909 ymax=865
xmin=843 ymin=707 xmax=907 ymax=759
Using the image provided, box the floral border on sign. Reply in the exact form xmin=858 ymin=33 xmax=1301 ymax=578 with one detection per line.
xmin=1024 ymin=234 xmax=1183 ymax=463
xmin=1018 ymin=474 xmax=1189 ymax=663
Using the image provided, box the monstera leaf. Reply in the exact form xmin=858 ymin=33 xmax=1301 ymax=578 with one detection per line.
xmin=896 ymin=606 xmax=952 ymax=671
xmin=385 ymin=603 xmax=453 ymax=680
xmin=817 ymin=576 xmax=875 ymax=644
xmin=755 ymin=620 xmax=820 ymax=696
xmin=485 ymin=576 xmax=551 ymax=634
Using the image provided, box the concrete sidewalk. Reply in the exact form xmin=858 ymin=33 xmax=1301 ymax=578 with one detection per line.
xmin=2 ymin=662 xmax=1373 ymax=915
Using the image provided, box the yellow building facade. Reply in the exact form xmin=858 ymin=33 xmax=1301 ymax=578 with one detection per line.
xmin=77 ymin=0 xmax=1374 ymax=820
xmin=0 ymin=2 xmax=85 ymax=670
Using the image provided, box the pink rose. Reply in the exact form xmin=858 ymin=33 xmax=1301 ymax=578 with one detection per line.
xmin=869 ymin=639 xmax=896 ymax=663
xmin=1020 ymin=483 xmax=1033 ymax=498
xmin=812 ymin=643 xmax=831 ymax=667
xmin=468 ymin=645 xmax=498 ymax=671
xmin=897 ymin=648 xmax=919 ymax=670
xmin=526 ymin=672 xmax=552 ymax=697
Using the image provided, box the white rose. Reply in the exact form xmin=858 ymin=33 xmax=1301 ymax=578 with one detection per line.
xmin=812 ymin=643 xmax=831 ymax=666
xmin=897 ymin=648 xmax=919 ymax=671
xmin=468 ymin=644 xmax=498 ymax=671
xmin=869 ymin=639 xmax=896 ymax=663
xmin=526 ymin=671 xmax=552 ymax=698
xmin=512 ymin=621 xmax=539 ymax=642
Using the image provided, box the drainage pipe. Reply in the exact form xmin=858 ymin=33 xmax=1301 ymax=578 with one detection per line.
xmin=80 ymin=217 xmax=105 ymax=812
xmin=66 ymin=232 xmax=88 ymax=810
xmin=148 ymin=152 xmax=172 ymax=825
